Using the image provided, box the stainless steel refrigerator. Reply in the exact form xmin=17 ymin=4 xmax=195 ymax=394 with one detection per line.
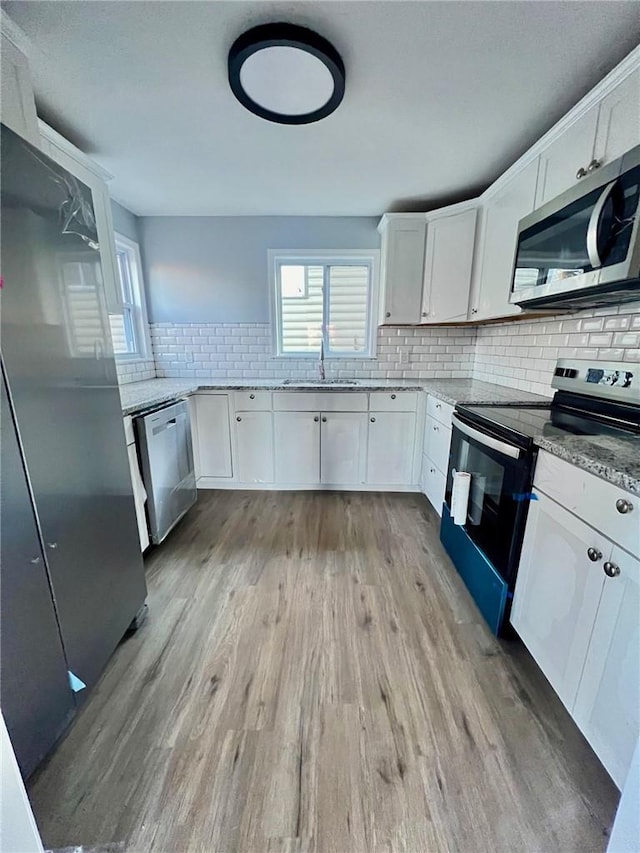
xmin=0 ymin=124 xmax=148 ymax=778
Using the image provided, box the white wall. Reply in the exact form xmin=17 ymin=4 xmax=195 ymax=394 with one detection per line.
xmin=140 ymin=216 xmax=380 ymax=324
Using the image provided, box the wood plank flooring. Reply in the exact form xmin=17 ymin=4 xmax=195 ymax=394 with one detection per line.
xmin=29 ymin=491 xmax=619 ymax=853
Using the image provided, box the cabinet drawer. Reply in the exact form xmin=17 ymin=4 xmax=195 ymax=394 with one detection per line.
xmin=426 ymin=395 xmax=454 ymax=426
xmin=534 ymin=451 xmax=639 ymax=557
xmin=273 ymin=392 xmax=368 ymax=412
xmin=234 ymin=390 xmax=272 ymax=411
xmin=369 ymin=391 xmax=418 ymax=412
xmin=123 ymin=416 xmax=134 ymax=445
xmin=424 ymin=415 xmax=452 ymax=471
xmin=422 ymin=457 xmax=446 ymax=516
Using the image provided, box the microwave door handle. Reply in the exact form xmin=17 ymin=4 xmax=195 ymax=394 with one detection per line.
xmin=586 ymin=179 xmax=617 ymax=268
xmin=451 ymin=415 xmax=521 ymax=460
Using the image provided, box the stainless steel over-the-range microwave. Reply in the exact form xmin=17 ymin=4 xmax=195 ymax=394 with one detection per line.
xmin=510 ymin=144 xmax=640 ymax=309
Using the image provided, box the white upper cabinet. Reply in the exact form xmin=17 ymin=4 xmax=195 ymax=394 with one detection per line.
xmin=468 ymin=159 xmax=539 ymax=322
xmin=534 ymin=107 xmax=600 ymax=207
xmin=0 ymin=31 xmax=38 ymax=146
xmin=421 ymin=206 xmax=477 ymax=324
xmin=378 ymin=215 xmax=427 ymax=325
xmin=593 ymin=66 xmax=640 ymax=168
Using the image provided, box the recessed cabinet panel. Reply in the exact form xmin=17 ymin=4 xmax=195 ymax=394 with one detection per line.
xmin=379 ymin=216 xmax=427 ymax=325
xmin=424 ymin=415 xmax=452 ymax=473
xmin=422 ymin=208 xmax=477 ymax=324
xmin=274 ymin=411 xmax=320 ymax=484
xmin=593 ymin=68 xmax=640 ymax=168
xmin=366 ymin=411 xmax=416 ymax=485
xmin=234 ymin=411 xmax=274 ymax=483
xmin=470 ymin=160 xmax=539 ymax=322
xmin=320 ymin=413 xmax=367 ymax=485
xmin=195 ymin=394 xmax=232 ymax=478
xmin=511 ymin=491 xmax=608 ymax=711
xmin=421 ymin=458 xmax=446 ymax=517
xmin=573 ymin=546 xmax=639 ymax=788
xmin=535 ymin=107 xmax=599 ymax=207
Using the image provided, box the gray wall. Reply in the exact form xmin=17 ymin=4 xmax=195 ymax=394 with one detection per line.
xmin=111 ymin=200 xmax=140 ymax=243
xmin=139 ymin=217 xmax=380 ymax=323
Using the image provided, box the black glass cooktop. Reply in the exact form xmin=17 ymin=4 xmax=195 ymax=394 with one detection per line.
xmin=456 ymin=401 xmax=638 ymax=450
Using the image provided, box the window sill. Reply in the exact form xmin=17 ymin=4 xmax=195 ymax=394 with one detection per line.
xmin=114 ymin=354 xmax=151 ymax=364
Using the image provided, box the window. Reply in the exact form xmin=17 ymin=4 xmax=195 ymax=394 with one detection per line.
xmin=270 ymin=251 xmax=378 ymax=357
xmin=109 ymin=233 xmax=149 ymax=358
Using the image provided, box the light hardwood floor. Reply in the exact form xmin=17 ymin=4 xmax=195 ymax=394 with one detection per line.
xmin=30 ymin=491 xmax=618 ymax=853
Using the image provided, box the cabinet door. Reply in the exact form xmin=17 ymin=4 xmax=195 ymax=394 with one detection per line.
xmin=421 ymin=458 xmax=446 ymax=517
xmin=274 ymin=412 xmax=320 ymax=485
xmin=424 ymin=415 xmax=452 ymax=474
xmin=422 ymin=208 xmax=477 ymax=323
xmin=593 ymin=68 xmax=640 ymax=168
xmin=470 ymin=160 xmax=538 ymax=321
xmin=320 ymin=412 xmax=367 ymax=485
xmin=379 ymin=216 xmax=426 ymax=324
xmin=511 ymin=490 xmax=609 ymax=711
xmin=573 ymin=546 xmax=639 ymax=788
xmin=366 ymin=411 xmax=416 ymax=486
xmin=0 ymin=34 xmax=38 ymax=146
xmin=195 ymin=394 xmax=232 ymax=478
xmin=234 ymin=411 xmax=274 ymax=484
xmin=535 ymin=107 xmax=599 ymax=207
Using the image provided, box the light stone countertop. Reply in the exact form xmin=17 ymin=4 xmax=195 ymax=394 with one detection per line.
xmin=535 ymin=434 xmax=640 ymax=495
xmin=119 ymin=377 xmax=550 ymax=416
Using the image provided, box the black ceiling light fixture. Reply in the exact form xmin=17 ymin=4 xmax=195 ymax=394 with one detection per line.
xmin=228 ymin=23 xmax=345 ymax=125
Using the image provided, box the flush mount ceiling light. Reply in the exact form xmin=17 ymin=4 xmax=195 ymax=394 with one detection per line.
xmin=228 ymin=23 xmax=345 ymax=125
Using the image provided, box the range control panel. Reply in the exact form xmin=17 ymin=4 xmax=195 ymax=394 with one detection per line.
xmin=552 ymin=360 xmax=639 ymax=405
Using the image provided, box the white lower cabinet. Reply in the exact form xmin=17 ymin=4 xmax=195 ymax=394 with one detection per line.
xmin=511 ymin=490 xmax=609 ymax=710
xmin=512 ymin=477 xmax=639 ymax=789
xmin=573 ymin=545 xmax=639 ymax=788
xmin=421 ymin=458 xmax=446 ymax=515
xmin=274 ymin=411 xmax=320 ymax=485
xmin=320 ymin=413 xmax=367 ymax=485
xmin=366 ymin=411 xmax=416 ymax=486
xmin=195 ymin=394 xmax=233 ymax=478
xmin=234 ymin=411 xmax=274 ymax=484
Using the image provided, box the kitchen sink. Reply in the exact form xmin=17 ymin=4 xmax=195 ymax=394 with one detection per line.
xmin=282 ymin=379 xmax=360 ymax=385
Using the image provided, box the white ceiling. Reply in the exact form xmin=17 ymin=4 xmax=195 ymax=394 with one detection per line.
xmin=4 ymin=1 xmax=640 ymax=216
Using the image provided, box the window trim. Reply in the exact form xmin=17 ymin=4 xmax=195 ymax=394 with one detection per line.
xmin=268 ymin=249 xmax=379 ymax=359
xmin=112 ymin=232 xmax=151 ymax=361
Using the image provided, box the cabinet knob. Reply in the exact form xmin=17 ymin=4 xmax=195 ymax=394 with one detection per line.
xmin=430 ymin=467 xmax=435 ymax=473
xmin=370 ymin=417 xmax=376 ymax=423
xmin=587 ymin=547 xmax=602 ymax=562
xmin=433 ymin=425 xmax=438 ymax=432
xmin=421 ymin=312 xmax=427 ymax=317
xmin=616 ymin=498 xmax=633 ymax=514
xmin=249 ymin=393 xmax=255 ymax=400
xmin=30 ymin=556 xmax=41 ymax=565
xmin=576 ymin=166 xmax=588 ymax=179
xmin=435 ymin=402 xmax=441 ymax=409
xmin=587 ymin=158 xmax=602 ymax=173
xmin=322 ymin=416 xmax=327 ymax=423
xmin=386 ymin=312 xmax=391 ymax=318
xmin=314 ymin=416 xmax=319 ymax=422
xmin=390 ymin=394 xmax=396 ymax=400
xmin=47 ymin=542 xmax=58 ymax=550
xmin=236 ymin=416 xmax=242 ymax=422
xmin=471 ymin=308 xmax=478 ymax=315
xmin=603 ymin=561 xmax=621 ymax=578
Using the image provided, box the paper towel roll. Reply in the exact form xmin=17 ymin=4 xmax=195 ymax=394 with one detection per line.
xmin=451 ymin=471 xmax=471 ymax=525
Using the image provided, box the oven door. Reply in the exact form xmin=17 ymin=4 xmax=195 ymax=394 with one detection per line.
xmin=445 ymin=414 xmax=532 ymax=585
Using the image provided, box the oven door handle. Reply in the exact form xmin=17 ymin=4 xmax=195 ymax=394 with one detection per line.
xmin=451 ymin=415 xmax=522 ymax=460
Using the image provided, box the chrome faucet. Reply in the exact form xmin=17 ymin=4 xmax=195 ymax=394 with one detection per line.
xmin=319 ymin=338 xmax=326 ymax=380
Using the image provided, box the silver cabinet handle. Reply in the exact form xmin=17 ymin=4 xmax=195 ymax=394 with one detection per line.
xmin=604 ymin=561 xmax=621 ymax=578
xmin=587 ymin=547 xmax=602 ymax=562
xmin=370 ymin=417 xmax=376 ymax=423
xmin=249 ymin=393 xmax=255 ymax=400
xmin=576 ymin=166 xmax=588 ymax=179
xmin=391 ymin=394 xmax=396 ymax=400
xmin=587 ymin=158 xmax=602 ymax=173
xmin=30 ymin=556 xmax=41 ymax=565
xmin=236 ymin=416 xmax=242 ymax=422
xmin=616 ymin=498 xmax=634 ymax=514
xmin=313 ymin=416 xmax=319 ymax=422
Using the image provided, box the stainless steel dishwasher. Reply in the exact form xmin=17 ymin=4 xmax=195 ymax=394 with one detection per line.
xmin=135 ymin=399 xmax=197 ymax=544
